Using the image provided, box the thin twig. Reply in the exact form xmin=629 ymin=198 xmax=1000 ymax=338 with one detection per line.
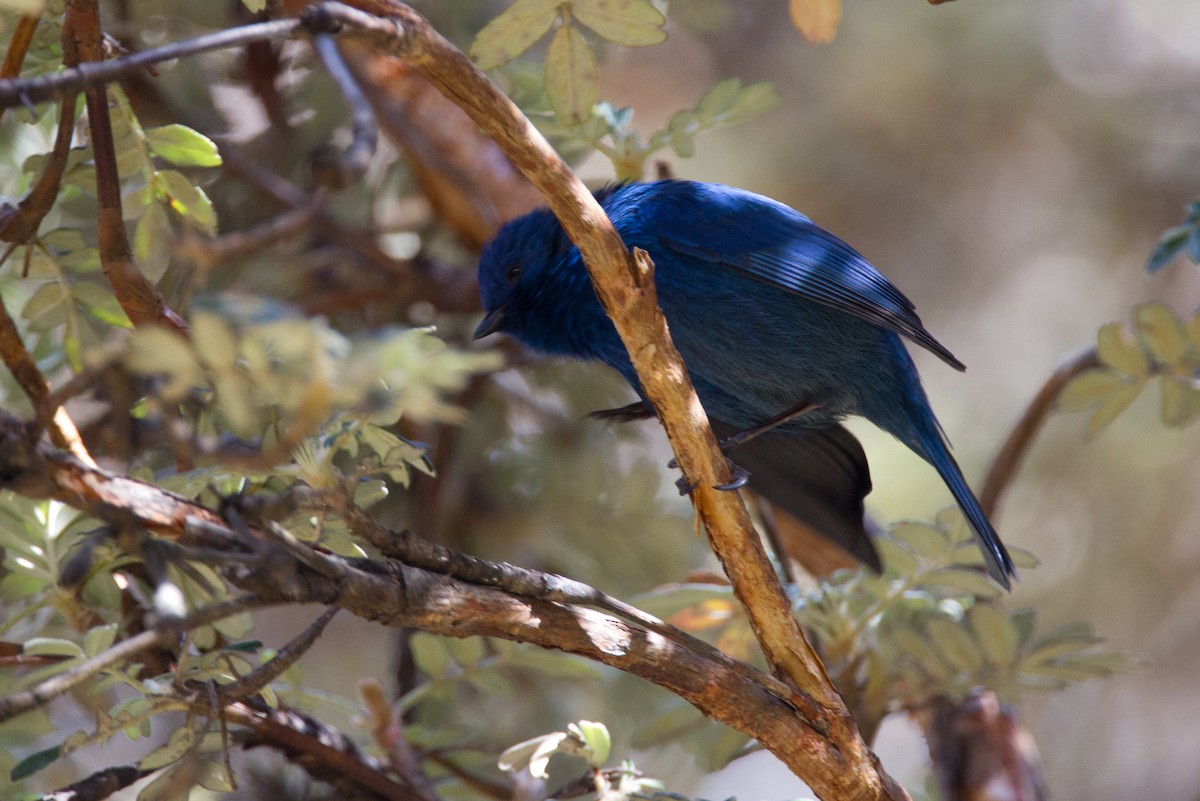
xmin=312 ymin=33 xmax=378 ymax=186
xmin=0 ymin=18 xmax=302 ymax=110
xmin=979 ymin=347 xmax=1099 ymax=518
xmin=209 ymin=607 xmax=338 ymax=708
xmin=0 ymin=594 xmax=268 ymax=722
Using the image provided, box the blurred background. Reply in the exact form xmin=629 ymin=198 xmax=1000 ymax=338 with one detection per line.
xmin=6 ymin=0 xmax=1200 ymax=798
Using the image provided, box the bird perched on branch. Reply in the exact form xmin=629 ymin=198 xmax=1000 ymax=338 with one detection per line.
xmin=474 ymin=180 xmax=1015 ymax=588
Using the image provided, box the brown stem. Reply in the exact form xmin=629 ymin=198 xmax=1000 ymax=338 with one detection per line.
xmin=63 ymin=0 xmax=187 ymax=334
xmin=0 ymin=13 xmax=38 ymax=125
xmin=979 ymin=347 xmax=1099 ymax=519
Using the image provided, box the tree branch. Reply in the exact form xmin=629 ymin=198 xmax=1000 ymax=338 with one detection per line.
xmin=309 ymin=3 xmax=895 ymax=797
xmin=979 ymin=347 xmax=1099 ymax=518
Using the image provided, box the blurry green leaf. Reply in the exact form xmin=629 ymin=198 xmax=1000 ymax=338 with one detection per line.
xmin=133 ymin=202 xmax=172 ymax=272
xmin=445 ymin=636 xmax=488 ymax=667
xmin=1084 ymin=382 xmax=1145 ymax=439
xmin=191 ymin=312 xmax=238 ymax=370
xmin=1134 ymin=302 xmax=1190 ymax=366
xmin=569 ymin=720 xmax=611 ymax=766
xmin=1146 ymin=224 xmax=1191 ymax=273
xmin=545 ymin=23 xmax=598 ymax=124
xmin=1160 ymin=377 xmax=1200 ymax=427
xmin=789 ymin=0 xmax=842 ymax=43
xmin=890 ymin=522 xmax=950 ymax=558
xmin=1006 ymin=546 xmax=1041 ymax=570
xmin=10 ymin=744 xmax=60 ymax=781
xmin=57 ymin=247 xmax=101 ymax=274
xmin=921 ymin=568 xmax=1003 ymax=599
xmin=83 ymin=623 xmax=119 ymax=657
xmin=695 ymin=78 xmax=743 ymax=125
xmin=969 ymin=604 xmax=1018 ymax=666
xmin=24 ymin=637 xmax=83 ymax=658
xmin=1096 ymin=322 xmax=1147 ymax=376
xmin=196 ymin=759 xmax=236 ymax=792
xmin=146 ymin=124 xmax=222 ymax=167
xmin=892 ymin=628 xmax=950 ymax=679
xmin=156 ymin=170 xmax=218 ymax=235
xmin=876 ymin=538 xmax=918 ymax=576
xmin=139 ymin=726 xmax=194 ymax=770
xmin=716 ymin=82 xmax=780 ymax=126
xmin=498 ymin=731 xmax=570 ymax=778
xmin=1057 ymin=369 xmax=1135 ymax=412
xmin=410 ymin=632 xmax=452 ymax=678
xmin=471 ymin=0 xmax=560 ymax=69
xmin=21 ymin=281 xmax=70 ymax=328
xmin=73 ymin=281 xmax=132 ymax=328
xmin=926 ymin=617 xmax=983 ymax=673
xmin=465 ymin=668 xmax=514 ymax=697
xmin=570 ymin=0 xmax=666 ymax=46
xmin=125 ymin=327 xmax=199 ymax=402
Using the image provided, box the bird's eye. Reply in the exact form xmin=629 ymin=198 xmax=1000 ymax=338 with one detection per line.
xmin=505 ymin=264 xmax=522 ymax=283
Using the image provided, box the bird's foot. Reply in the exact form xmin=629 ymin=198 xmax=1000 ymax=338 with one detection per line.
xmin=671 ymin=458 xmax=750 ymax=494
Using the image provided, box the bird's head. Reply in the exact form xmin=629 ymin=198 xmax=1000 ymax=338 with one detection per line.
xmin=473 ymin=206 xmax=607 ymax=357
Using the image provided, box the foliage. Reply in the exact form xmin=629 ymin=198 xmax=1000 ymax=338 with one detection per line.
xmin=1059 ymin=302 xmax=1200 ymax=437
xmin=1146 ymin=198 xmax=1200 ymax=273
xmin=633 ymin=510 xmax=1129 ymax=767
xmin=471 ymin=0 xmax=666 ymax=123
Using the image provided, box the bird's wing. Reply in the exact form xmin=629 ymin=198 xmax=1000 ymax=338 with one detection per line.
xmin=650 ymin=184 xmax=965 ymax=370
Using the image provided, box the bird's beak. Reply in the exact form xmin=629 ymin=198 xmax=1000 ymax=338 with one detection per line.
xmin=473 ymin=306 xmax=506 ymax=339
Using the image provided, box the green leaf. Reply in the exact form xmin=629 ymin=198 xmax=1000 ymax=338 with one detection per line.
xmin=146 ymin=124 xmax=222 ymax=167
xmin=10 ymin=744 xmax=61 ymax=781
xmin=133 ymin=202 xmax=172 ymax=276
xmin=569 ymin=720 xmax=611 ymax=766
xmin=1160 ymin=377 xmax=1200 ymax=427
xmin=1084 ymin=381 xmax=1146 ymax=439
xmin=1056 ymin=369 xmax=1134 ymax=412
xmin=921 ymin=568 xmax=1003 ymax=599
xmin=696 ymin=78 xmax=743 ymax=126
xmin=498 ymin=731 xmax=570 ymax=778
xmin=1134 ymin=302 xmax=1190 ymax=366
xmin=969 ymin=604 xmax=1019 ymax=666
xmin=875 ymin=538 xmax=918 ymax=576
xmin=139 ymin=726 xmax=195 ymax=770
xmin=24 ymin=637 xmax=84 ymax=658
xmin=83 ymin=623 xmax=119 ymax=657
xmin=545 ymin=22 xmax=598 ymax=124
xmin=409 ymin=632 xmax=452 ymax=678
xmin=445 ymin=636 xmax=488 ymax=667
xmin=156 ymin=170 xmax=218 ymax=235
xmin=717 ymin=82 xmax=780 ymax=126
xmin=471 ymin=0 xmax=561 ymax=69
xmin=889 ymin=522 xmax=950 ymax=558
xmin=57 ymin=247 xmax=101 ymax=274
xmin=1146 ymin=224 xmax=1191 ymax=273
xmin=925 ymin=617 xmax=983 ymax=674
xmin=73 ymin=281 xmax=132 ymax=328
xmin=570 ymin=0 xmax=667 ymax=46
xmin=21 ymin=281 xmax=70 ymax=330
xmin=1096 ymin=322 xmax=1147 ymax=376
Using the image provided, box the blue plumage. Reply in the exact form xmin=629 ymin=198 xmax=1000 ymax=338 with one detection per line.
xmin=475 ymin=180 xmax=1015 ymax=588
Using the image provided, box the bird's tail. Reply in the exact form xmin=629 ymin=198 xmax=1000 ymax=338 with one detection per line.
xmin=914 ymin=424 xmax=1016 ymax=589
xmin=866 ymin=340 xmax=1017 ymax=589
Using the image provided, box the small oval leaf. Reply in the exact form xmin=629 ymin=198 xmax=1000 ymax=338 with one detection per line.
xmin=545 ymin=23 xmax=598 ymax=124
xmin=470 ymin=0 xmax=560 ymax=69
xmin=570 ymin=0 xmax=666 ymax=46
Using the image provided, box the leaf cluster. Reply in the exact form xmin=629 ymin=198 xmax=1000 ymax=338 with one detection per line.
xmin=540 ymin=78 xmax=779 ymax=182
xmin=1059 ymin=302 xmax=1200 ymax=437
xmin=471 ymin=0 xmax=666 ymax=123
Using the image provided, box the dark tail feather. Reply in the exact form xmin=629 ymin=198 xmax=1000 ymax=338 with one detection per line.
xmin=918 ymin=428 xmax=1016 ymax=589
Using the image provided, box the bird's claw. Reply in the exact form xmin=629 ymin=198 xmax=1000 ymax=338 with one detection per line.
xmin=672 ymin=459 xmax=750 ymax=494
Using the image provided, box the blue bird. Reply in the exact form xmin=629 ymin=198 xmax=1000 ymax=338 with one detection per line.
xmin=474 ymin=180 xmax=1015 ymax=588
